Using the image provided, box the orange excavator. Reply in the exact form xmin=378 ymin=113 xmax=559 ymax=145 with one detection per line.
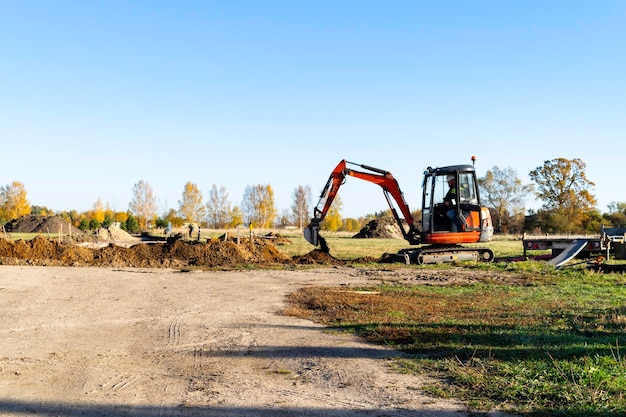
xmin=304 ymin=158 xmax=495 ymax=264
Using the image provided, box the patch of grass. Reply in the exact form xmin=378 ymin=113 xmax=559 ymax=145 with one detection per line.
xmin=285 ymin=265 xmax=626 ymax=415
xmin=2 ymin=232 xmax=62 ymax=240
xmin=276 ymin=232 xmax=534 ymax=260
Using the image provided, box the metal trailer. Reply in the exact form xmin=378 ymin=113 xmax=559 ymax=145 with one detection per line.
xmin=522 ymin=226 xmax=626 ymax=266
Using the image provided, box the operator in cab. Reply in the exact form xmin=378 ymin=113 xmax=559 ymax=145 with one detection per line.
xmin=444 ymin=174 xmax=462 ymax=232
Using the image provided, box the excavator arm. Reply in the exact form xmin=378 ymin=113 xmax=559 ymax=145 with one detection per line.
xmin=304 ymin=160 xmax=421 ymax=248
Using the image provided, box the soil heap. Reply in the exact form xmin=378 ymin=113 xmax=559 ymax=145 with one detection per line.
xmin=3 ymin=215 xmax=84 ymax=235
xmin=353 ymin=217 xmax=404 ymax=239
xmin=0 ymin=236 xmax=347 ymax=268
xmin=94 ymin=225 xmax=136 ymax=242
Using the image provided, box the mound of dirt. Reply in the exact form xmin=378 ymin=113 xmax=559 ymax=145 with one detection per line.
xmin=94 ymin=225 xmax=136 ymax=242
xmin=353 ymin=217 xmax=404 ymax=239
xmin=218 ymin=232 xmax=292 ymax=245
xmin=0 ymin=236 xmax=317 ymax=268
xmin=262 ymin=232 xmax=292 ymax=244
xmin=292 ymin=249 xmax=345 ymax=265
xmin=3 ymin=215 xmax=84 ymax=235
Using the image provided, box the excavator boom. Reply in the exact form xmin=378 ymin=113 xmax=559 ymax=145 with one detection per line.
xmin=304 ymin=160 xmax=421 ymax=248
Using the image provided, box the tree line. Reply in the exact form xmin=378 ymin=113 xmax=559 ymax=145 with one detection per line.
xmin=1 ymin=157 xmax=625 ymax=234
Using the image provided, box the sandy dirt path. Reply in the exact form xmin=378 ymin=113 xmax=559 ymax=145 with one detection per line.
xmin=0 ymin=265 xmax=510 ymax=416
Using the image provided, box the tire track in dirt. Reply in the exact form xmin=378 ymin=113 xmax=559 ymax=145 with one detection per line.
xmin=167 ymin=317 xmax=183 ymax=346
xmin=102 ymin=374 xmax=143 ymax=392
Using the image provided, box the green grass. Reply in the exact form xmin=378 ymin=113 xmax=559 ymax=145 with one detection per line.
xmin=285 ymin=264 xmax=626 ymax=416
xmin=277 ymin=232 xmax=411 ymax=259
xmin=274 ymin=231 xmax=543 ymax=260
xmin=2 ymin=232 xmax=63 ymax=240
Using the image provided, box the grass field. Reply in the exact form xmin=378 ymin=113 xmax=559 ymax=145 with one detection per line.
xmin=274 ymin=231 xmax=540 ymax=260
xmin=282 ymin=236 xmax=626 ymax=416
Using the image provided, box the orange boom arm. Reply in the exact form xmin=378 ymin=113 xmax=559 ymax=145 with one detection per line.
xmin=304 ymin=160 xmax=421 ymax=247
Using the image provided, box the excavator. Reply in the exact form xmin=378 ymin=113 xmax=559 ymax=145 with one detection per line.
xmin=303 ymin=158 xmax=495 ymax=264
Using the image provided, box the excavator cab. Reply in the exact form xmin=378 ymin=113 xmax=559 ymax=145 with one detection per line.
xmin=421 ymin=165 xmax=491 ymax=245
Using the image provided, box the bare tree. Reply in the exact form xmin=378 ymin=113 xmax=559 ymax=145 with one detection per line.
xmin=178 ymin=182 xmax=205 ymax=224
xmin=478 ymin=166 xmax=533 ymax=233
xmin=291 ymin=185 xmax=312 ymax=230
xmin=206 ymin=184 xmax=232 ymax=228
xmin=128 ymin=180 xmax=157 ymax=230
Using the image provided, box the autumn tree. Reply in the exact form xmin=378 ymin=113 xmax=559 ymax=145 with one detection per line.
xmin=529 ymin=158 xmax=597 ymax=233
xmin=321 ymin=195 xmax=343 ymax=232
xmin=341 ymin=217 xmax=361 ymax=232
xmin=178 ymin=182 xmax=205 ymax=224
xmin=92 ymin=198 xmax=105 ymax=224
xmin=605 ymin=201 xmax=626 ymax=226
xmin=58 ymin=210 xmax=81 ymax=227
xmin=229 ymin=205 xmax=244 ymax=228
xmin=163 ymin=208 xmax=185 ymax=228
xmin=114 ymin=211 xmax=128 ymax=225
xmin=478 ymin=166 xmax=534 ymax=233
xmin=31 ymin=205 xmax=52 ymax=216
xmin=242 ymin=184 xmax=277 ymax=228
xmin=128 ymin=180 xmax=157 ymax=230
xmin=0 ymin=181 xmax=31 ymax=223
xmin=206 ymin=184 xmax=232 ymax=228
xmin=291 ymin=185 xmax=312 ymax=230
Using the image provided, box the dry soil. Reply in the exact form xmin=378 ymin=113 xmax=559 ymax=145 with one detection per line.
xmin=0 ymin=265 xmax=514 ymax=417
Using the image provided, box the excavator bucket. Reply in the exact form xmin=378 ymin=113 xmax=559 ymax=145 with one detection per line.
xmin=303 ymin=221 xmax=319 ymax=246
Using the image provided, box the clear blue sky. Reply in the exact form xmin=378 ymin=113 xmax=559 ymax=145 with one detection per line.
xmin=1 ymin=1 xmax=624 ymax=219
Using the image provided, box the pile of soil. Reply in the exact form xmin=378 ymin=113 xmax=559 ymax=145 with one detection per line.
xmin=0 ymin=236 xmax=297 ymax=268
xmin=94 ymin=225 xmax=136 ymax=242
xmin=218 ymin=232 xmax=292 ymax=245
xmin=353 ymin=217 xmax=404 ymax=239
xmin=3 ymin=215 xmax=84 ymax=235
xmin=292 ymin=248 xmax=344 ymax=265
xmin=0 ymin=236 xmax=354 ymax=268
xmin=262 ymin=232 xmax=292 ymax=244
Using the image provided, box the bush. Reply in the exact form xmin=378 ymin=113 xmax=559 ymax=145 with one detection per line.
xmin=125 ymin=215 xmax=140 ymax=233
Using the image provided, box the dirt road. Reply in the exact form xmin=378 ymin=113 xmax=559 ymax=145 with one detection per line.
xmin=0 ymin=265 xmax=510 ymax=416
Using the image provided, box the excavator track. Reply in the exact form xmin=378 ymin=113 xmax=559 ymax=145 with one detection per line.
xmin=393 ymin=245 xmax=495 ymax=265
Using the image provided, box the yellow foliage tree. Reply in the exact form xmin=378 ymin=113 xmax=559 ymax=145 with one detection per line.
xmin=0 ymin=181 xmax=31 ymax=222
xmin=93 ymin=198 xmax=105 ymax=224
xmin=242 ymin=184 xmax=277 ymax=228
xmin=321 ymin=195 xmax=343 ymax=232
xmin=114 ymin=211 xmax=128 ymax=224
xmin=341 ymin=218 xmax=361 ymax=232
xmin=178 ymin=182 xmax=205 ymax=224
xmin=229 ymin=205 xmax=244 ymax=228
